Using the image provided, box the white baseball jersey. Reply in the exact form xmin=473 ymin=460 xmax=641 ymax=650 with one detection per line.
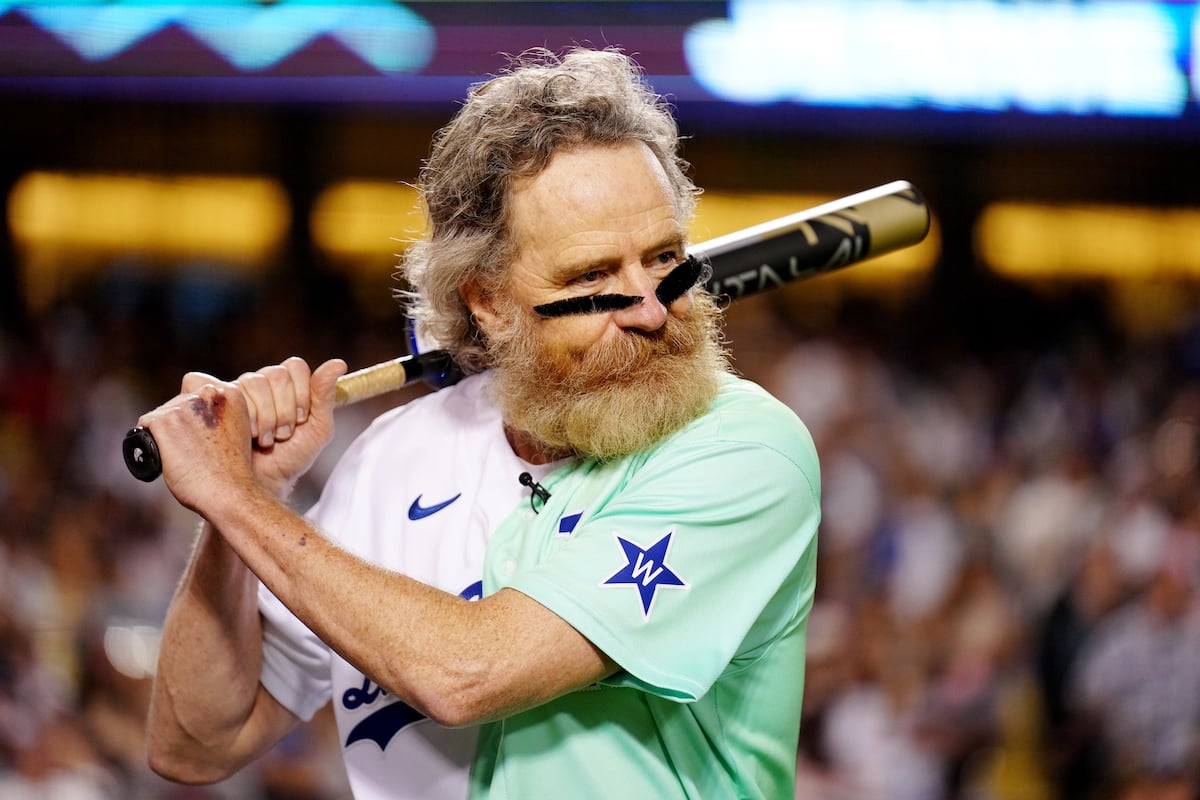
xmin=257 ymin=372 xmax=554 ymax=800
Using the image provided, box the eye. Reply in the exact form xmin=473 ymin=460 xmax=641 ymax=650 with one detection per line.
xmin=652 ymin=250 xmax=680 ymax=271
xmin=572 ymin=270 xmax=606 ymax=287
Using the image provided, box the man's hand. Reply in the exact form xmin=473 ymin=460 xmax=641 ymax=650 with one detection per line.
xmin=139 ymin=357 xmax=347 ymax=508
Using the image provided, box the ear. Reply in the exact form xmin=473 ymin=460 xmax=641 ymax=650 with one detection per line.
xmin=460 ymin=280 xmax=500 ymax=336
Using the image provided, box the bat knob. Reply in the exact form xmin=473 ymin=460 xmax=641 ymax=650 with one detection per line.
xmin=123 ymin=426 xmax=162 ymax=482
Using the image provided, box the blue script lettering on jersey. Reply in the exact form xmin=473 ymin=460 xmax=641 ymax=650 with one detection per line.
xmin=407 ymin=492 xmax=462 ymax=520
xmin=342 ymin=676 xmax=386 ymax=710
xmin=344 ymin=677 xmax=420 ymax=750
xmin=345 ymin=701 xmax=425 ymax=750
xmin=343 ymin=579 xmax=481 ymax=750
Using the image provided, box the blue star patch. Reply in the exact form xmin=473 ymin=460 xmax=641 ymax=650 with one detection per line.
xmin=603 ymin=530 xmax=688 ymax=618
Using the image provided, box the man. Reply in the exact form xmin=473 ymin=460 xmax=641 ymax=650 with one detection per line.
xmin=142 ymin=48 xmax=820 ymax=799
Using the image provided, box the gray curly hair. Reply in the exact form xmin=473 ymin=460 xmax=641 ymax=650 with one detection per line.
xmin=397 ymin=47 xmax=701 ymax=374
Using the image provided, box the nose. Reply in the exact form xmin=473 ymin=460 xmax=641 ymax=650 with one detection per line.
xmin=613 ymin=266 xmax=669 ymax=331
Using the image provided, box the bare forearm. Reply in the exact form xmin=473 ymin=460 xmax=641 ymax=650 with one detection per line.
xmin=208 ymin=485 xmax=612 ymax=727
xmin=139 ymin=359 xmax=602 ymax=726
xmin=147 ymin=520 xmax=288 ymax=782
xmin=209 ymin=489 xmax=487 ymax=720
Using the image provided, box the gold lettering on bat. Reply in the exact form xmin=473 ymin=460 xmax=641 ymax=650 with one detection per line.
xmin=716 ymin=269 xmax=755 ymax=297
xmin=788 ymin=255 xmax=818 ymax=280
xmin=822 ymin=210 xmax=866 ymax=236
xmin=712 ymin=265 xmax=786 ymax=297
xmin=824 ymin=237 xmax=857 ymax=269
xmin=819 ymin=213 xmax=867 ymax=266
xmin=795 ymin=221 xmax=819 ymax=246
xmin=756 ymin=264 xmax=785 ymax=291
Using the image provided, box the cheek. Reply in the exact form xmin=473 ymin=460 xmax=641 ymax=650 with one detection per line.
xmin=668 ymin=292 xmax=694 ymax=316
xmin=545 ymin=315 xmax=615 ymax=354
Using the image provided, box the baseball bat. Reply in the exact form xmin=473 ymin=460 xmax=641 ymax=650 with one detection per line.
xmin=698 ymin=179 xmax=928 ymax=298
xmin=122 ymin=180 xmax=929 ymax=482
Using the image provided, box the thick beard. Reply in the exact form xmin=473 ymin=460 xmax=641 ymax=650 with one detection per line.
xmin=488 ymin=292 xmax=729 ymax=462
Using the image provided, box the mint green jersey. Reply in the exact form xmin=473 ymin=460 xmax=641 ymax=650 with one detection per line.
xmin=470 ymin=375 xmax=821 ymax=799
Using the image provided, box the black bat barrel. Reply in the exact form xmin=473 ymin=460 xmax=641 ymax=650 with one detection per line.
xmin=696 ymin=181 xmax=929 ymax=301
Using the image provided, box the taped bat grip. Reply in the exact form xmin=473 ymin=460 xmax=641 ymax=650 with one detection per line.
xmin=334 ymin=357 xmax=410 ymax=406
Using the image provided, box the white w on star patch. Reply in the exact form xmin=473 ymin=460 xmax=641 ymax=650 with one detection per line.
xmin=602 ymin=529 xmax=688 ymax=618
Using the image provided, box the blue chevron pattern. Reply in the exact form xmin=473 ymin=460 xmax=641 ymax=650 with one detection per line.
xmin=5 ymin=1 xmax=434 ymax=72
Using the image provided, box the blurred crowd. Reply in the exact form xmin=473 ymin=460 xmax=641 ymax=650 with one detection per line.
xmin=2 ymin=261 xmax=1200 ymax=800
xmin=763 ymin=291 xmax=1200 ymax=800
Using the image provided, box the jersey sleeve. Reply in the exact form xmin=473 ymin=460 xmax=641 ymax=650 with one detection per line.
xmin=256 ymin=438 xmax=365 ymax=721
xmin=258 ymin=580 xmax=332 ymax=722
xmin=506 ymin=396 xmax=821 ymax=702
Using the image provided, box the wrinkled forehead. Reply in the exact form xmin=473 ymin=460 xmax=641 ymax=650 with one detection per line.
xmin=507 ymin=143 xmax=680 ymax=256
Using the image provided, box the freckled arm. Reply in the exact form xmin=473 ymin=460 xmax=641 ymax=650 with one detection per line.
xmin=195 ymin=484 xmax=616 ymax=729
xmin=146 ymin=518 xmax=302 ymax=785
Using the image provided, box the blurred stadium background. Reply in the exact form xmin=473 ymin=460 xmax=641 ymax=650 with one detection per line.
xmin=2 ymin=2 xmax=1200 ymax=798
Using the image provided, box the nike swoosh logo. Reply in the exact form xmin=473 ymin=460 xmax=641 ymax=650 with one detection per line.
xmin=407 ymin=493 xmax=462 ymax=520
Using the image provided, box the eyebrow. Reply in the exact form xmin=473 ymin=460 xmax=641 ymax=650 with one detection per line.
xmin=549 ymin=233 xmax=686 ymax=285
xmin=533 ymin=256 xmax=704 ymax=319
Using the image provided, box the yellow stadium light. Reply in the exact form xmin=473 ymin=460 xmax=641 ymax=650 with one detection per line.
xmin=311 ymin=180 xmax=425 ymax=260
xmin=10 ymin=171 xmax=289 ymax=259
xmin=976 ymin=202 xmax=1200 ymax=280
xmin=309 ymin=180 xmax=426 ymax=315
xmin=9 ymin=171 xmax=290 ymax=311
